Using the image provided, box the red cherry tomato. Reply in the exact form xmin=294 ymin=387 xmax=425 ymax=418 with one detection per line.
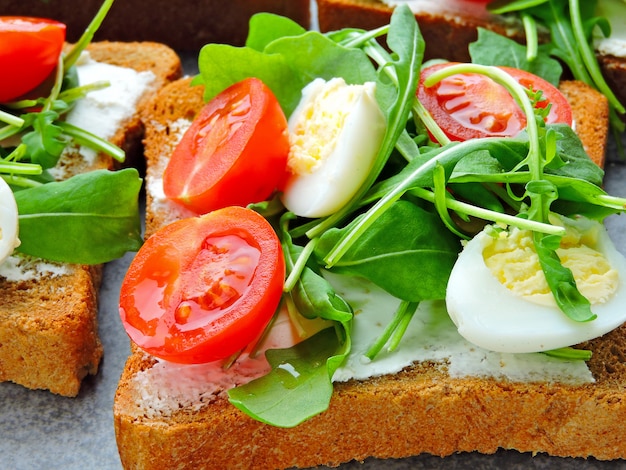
xmin=119 ymin=206 xmax=286 ymax=364
xmin=418 ymin=62 xmax=573 ymax=142
xmin=163 ymin=77 xmax=290 ymax=214
xmin=0 ymin=17 xmax=66 ymax=102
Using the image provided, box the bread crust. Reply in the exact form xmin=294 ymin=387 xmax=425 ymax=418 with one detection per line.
xmin=0 ymin=42 xmax=182 ymax=397
xmin=114 ymin=75 xmax=613 ymax=467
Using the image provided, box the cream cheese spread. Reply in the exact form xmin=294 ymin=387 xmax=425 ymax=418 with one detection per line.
xmin=50 ymin=52 xmax=156 ymax=179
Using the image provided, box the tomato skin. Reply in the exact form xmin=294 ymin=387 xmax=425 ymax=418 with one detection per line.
xmin=163 ymin=77 xmax=290 ymax=214
xmin=119 ymin=206 xmax=285 ymax=364
xmin=0 ymin=17 xmax=66 ymax=102
xmin=418 ymin=62 xmax=573 ymax=142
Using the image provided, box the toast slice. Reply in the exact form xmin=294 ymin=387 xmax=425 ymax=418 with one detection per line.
xmin=316 ymin=0 xmax=626 ymax=112
xmin=0 ymin=0 xmax=311 ymax=50
xmin=113 ymin=76 xmax=618 ymax=469
xmin=0 ymin=41 xmax=182 ymax=397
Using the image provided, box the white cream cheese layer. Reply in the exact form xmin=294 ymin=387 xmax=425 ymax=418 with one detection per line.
xmin=68 ymin=52 xmax=155 ymax=160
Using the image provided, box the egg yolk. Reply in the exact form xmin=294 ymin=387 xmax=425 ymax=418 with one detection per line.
xmin=287 ymin=78 xmax=369 ymax=175
xmin=483 ymin=224 xmax=619 ymax=307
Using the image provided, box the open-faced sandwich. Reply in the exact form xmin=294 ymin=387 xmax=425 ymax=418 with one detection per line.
xmin=0 ymin=0 xmax=181 ymax=396
xmin=112 ymin=6 xmax=626 ymax=468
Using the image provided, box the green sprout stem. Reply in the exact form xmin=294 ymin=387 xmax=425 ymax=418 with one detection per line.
xmin=64 ymin=0 xmax=116 ymax=70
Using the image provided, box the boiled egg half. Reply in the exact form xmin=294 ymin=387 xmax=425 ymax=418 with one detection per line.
xmin=0 ymin=177 xmax=19 ymax=264
xmin=280 ymin=77 xmax=386 ymax=218
xmin=445 ymin=215 xmax=626 ymax=353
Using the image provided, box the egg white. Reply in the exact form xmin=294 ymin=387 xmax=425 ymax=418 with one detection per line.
xmin=0 ymin=177 xmax=19 ymax=265
xmin=280 ymin=77 xmax=386 ymax=218
xmin=445 ymin=221 xmax=626 ymax=353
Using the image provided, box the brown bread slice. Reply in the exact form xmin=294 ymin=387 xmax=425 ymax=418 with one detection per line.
xmin=317 ymin=0 xmax=626 ymax=111
xmin=0 ymin=41 xmax=182 ymax=397
xmin=113 ymin=76 xmax=617 ymax=468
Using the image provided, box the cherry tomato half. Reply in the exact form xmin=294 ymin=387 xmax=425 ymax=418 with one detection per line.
xmin=163 ymin=77 xmax=290 ymax=214
xmin=0 ymin=17 xmax=66 ymax=103
xmin=418 ymin=62 xmax=573 ymax=142
xmin=119 ymin=206 xmax=286 ymax=364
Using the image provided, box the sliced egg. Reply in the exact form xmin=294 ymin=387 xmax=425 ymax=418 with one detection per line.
xmin=0 ymin=178 xmax=19 ymax=264
xmin=445 ymin=215 xmax=626 ymax=353
xmin=280 ymin=77 xmax=386 ymax=218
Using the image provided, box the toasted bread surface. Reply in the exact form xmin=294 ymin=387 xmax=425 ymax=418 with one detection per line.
xmin=0 ymin=42 xmax=182 ymax=397
xmin=113 ymin=76 xmax=615 ymax=468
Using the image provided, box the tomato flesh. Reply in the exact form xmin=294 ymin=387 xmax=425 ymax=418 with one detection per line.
xmin=163 ymin=77 xmax=290 ymax=214
xmin=0 ymin=17 xmax=66 ymax=102
xmin=119 ymin=206 xmax=285 ymax=364
xmin=418 ymin=62 xmax=573 ymax=142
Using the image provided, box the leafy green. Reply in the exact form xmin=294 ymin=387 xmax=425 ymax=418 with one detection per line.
xmin=487 ymin=0 xmax=625 ymax=135
xmin=533 ymin=231 xmax=595 ymax=321
xmin=193 ymin=15 xmax=378 ymax=116
xmin=228 ymin=326 xmax=350 ymax=427
xmin=315 ymin=201 xmax=459 ymax=302
xmin=469 ymin=27 xmax=562 ymax=85
xmin=14 ymin=169 xmax=143 ymax=264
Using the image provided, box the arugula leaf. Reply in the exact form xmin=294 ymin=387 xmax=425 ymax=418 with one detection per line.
xmin=20 ymin=111 xmax=67 ymax=169
xmin=14 ymin=169 xmax=143 ymax=264
xmin=194 ymin=22 xmax=378 ymax=116
xmin=194 ymin=44 xmax=302 ymax=114
xmin=315 ymin=201 xmax=460 ymax=302
xmin=533 ymin=232 xmax=596 ymax=322
xmin=228 ymin=326 xmax=350 ymax=428
xmin=469 ymin=27 xmax=563 ymax=85
xmin=245 ymin=12 xmax=307 ymax=51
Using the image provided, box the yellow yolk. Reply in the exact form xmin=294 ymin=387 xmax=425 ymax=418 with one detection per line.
xmin=288 ymin=78 xmax=363 ymax=175
xmin=280 ymin=77 xmax=386 ymax=218
xmin=483 ymin=224 xmax=619 ymax=307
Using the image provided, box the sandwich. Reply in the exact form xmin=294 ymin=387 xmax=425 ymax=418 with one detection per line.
xmin=114 ymin=6 xmax=626 ymax=468
xmin=0 ymin=0 xmax=182 ymax=396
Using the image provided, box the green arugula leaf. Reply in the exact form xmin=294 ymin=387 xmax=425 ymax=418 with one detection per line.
xmin=228 ymin=326 xmax=350 ymax=428
xmin=533 ymin=231 xmax=596 ymax=322
xmin=194 ymin=44 xmax=302 ymax=114
xmin=245 ymin=12 xmax=307 ymax=51
xmin=315 ymin=201 xmax=460 ymax=302
xmin=20 ymin=111 xmax=67 ymax=169
xmin=14 ymin=169 xmax=143 ymax=264
xmin=469 ymin=27 xmax=563 ymax=85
